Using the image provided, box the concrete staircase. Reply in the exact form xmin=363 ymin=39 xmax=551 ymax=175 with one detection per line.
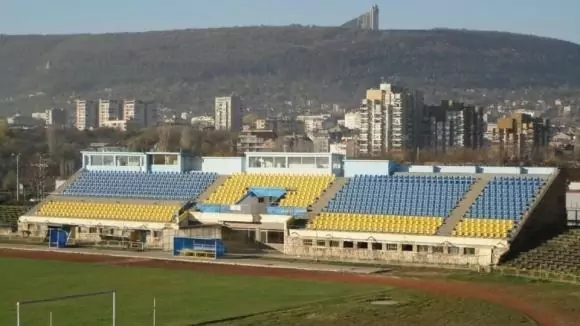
xmin=437 ymin=174 xmax=492 ymax=236
xmin=51 ymin=169 xmax=84 ymax=195
xmin=194 ymin=175 xmax=229 ymax=203
xmin=308 ymin=177 xmax=348 ymax=218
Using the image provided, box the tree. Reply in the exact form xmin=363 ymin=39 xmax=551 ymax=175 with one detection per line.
xmin=179 ymin=126 xmax=193 ymax=150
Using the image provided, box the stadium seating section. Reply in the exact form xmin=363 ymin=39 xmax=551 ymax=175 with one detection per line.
xmin=453 ymin=176 xmax=546 ymax=238
xmin=0 ymin=205 xmax=30 ymax=226
xmin=466 ymin=176 xmax=545 ymax=219
xmin=35 ymin=201 xmax=181 ymax=223
xmin=63 ymin=171 xmax=218 ymax=201
xmin=503 ymin=228 xmax=580 ymax=275
xmin=325 ymin=175 xmax=475 ymax=216
xmin=310 ymin=212 xmax=443 ymax=235
xmin=452 ymin=219 xmax=515 ymax=238
xmin=204 ymin=173 xmax=335 ymax=207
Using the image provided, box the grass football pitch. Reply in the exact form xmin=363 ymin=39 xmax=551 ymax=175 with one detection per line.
xmin=0 ymin=257 xmax=537 ymax=326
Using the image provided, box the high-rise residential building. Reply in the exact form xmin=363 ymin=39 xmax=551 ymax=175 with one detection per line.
xmin=341 ymin=5 xmax=379 ymax=30
xmin=424 ymin=100 xmax=485 ymax=153
xmin=236 ymin=126 xmax=278 ymax=154
xmin=76 ymin=99 xmax=157 ymax=131
xmin=296 ymin=114 xmax=330 ymax=134
xmin=214 ymin=95 xmax=243 ymax=131
xmin=358 ymin=82 xmax=425 ymax=156
xmin=46 ymin=108 xmax=68 ymax=127
xmin=75 ymin=100 xmax=99 ymax=130
xmin=493 ymin=113 xmax=550 ymax=159
xmin=122 ymin=99 xmax=157 ymax=129
xmin=343 ymin=111 xmax=362 ymax=130
xmin=98 ymin=99 xmax=122 ymax=123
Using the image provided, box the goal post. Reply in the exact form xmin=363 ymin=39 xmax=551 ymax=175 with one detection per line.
xmin=16 ymin=290 xmax=116 ymax=326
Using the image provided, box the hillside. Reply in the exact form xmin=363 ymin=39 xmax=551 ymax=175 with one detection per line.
xmin=0 ymin=27 xmax=579 ymax=113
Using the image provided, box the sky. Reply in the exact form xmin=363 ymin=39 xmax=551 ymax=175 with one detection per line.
xmin=0 ymin=0 xmax=579 ymax=44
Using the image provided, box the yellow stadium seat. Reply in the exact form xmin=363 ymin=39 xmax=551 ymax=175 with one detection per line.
xmin=35 ymin=200 xmax=180 ymax=223
xmin=204 ymin=173 xmax=335 ymax=207
xmin=309 ymin=212 xmax=443 ymax=235
xmin=452 ymin=218 xmax=515 ymax=239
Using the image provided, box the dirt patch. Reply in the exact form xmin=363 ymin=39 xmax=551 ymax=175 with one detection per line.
xmin=0 ymin=248 xmax=576 ymax=326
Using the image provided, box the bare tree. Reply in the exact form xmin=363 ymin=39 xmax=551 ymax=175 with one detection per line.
xmin=46 ymin=125 xmax=57 ymax=156
xmin=179 ymin=126 xmax=193 ymax=150
xmin=155 ymin=124 xmax=172 ymax=152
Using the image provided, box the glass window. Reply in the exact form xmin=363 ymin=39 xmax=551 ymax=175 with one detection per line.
xmin=302 ymin=157 xmax=315 ymax=166
xmin=117 ymin=156 xmax=128 ymax=166
xmin=166 ymin=155 xmax=178 ymax=165
xmin=102 ymin=155 xmax=114 ymax=166
xmin=463 ymin=247 xmax=476 ymax=255
xmin=262 ymin=156 xmax=274 ymax=168
xmin=274 ymin=157 xmax=286 ymax=168
xmin=91 ymin=155 xmax=103 ymax=165
xmin=288 ymin=157 xmax=301 ymax=167
xmin=248 ymin=156 xmax=261 ymax=168
xmin=316 ymin=156 xmax=329 ymax=168
xmin=128 ymin=156 xmax=141 ymax=166
xmin=152 ymin=155 xmax=165 ymax=165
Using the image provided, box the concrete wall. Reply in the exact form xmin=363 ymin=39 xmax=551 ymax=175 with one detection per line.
xmin=438 ymin=166 xmax=478 ymax=174
xmin=201 ymin=157 xmax=244 ymax=174
xmin=408 ymin=165 xmax=435 ymax=173
xmin=344 ymin=160 xmax=393 ymax=177
xmin=284 ymin=235 xmax=505 ymax=268
xmin=284 ymin=229 xmax=511 ymax=268
xmin=506 ymin=170 xmax=568 ymax=259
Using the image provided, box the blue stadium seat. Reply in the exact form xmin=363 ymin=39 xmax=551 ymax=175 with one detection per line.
xmin=465 ymin=176 xmax=545 ymax=220
xmin=323 ymin=175 xmax=475 ymax=217
xmin=62 ymin=171 xmax=218 ymax=201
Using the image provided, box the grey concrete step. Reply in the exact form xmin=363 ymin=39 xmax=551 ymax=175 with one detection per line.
xmin=436 ymin=174 xmax=493 ymax=236
xmin=308 ymin=177 xmax=348 ymax=219
xmin=196 ymin=175 xmax=229 ymax=203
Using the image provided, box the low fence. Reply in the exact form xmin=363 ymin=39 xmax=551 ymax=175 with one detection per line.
xmin=566 ymin=207 xmax=580 ymax=227
xmin=0 ymin=234 xmax=45 ymax=245
xmin=76 ymin=239 xmax=146 ymax=251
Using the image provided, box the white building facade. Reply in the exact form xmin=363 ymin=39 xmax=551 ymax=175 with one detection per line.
xmin=214 ymin=95 xmax=242 ymax=131
xmin=358 ymin=83 xmax=424 ymax=156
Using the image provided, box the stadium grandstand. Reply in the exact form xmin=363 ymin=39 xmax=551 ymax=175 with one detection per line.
xmin=17 ymin=148 xmax=566 ymax=268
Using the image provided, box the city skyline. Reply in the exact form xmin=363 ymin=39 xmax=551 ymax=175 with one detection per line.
xmin=1 ymin=0 xmax=579 ymax=44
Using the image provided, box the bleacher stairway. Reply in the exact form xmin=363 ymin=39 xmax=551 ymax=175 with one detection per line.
xmin=437 ymin=174 xmax=492 ymax=236
xmin=52 ymin=170 xmax=84 ymax=195
xmin=308 ymin=177 xmax=347 ymax=218
xmin=195 ymin=175 xmax=229 ymax=203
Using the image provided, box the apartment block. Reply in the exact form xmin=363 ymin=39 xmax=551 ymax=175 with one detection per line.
xmin=343 ymin=111 xmax=362 ymax=130
xmin=215 ymin=95 xmax=243 ymax=131
xmin=425 ymin=100 xmax=485 ymax=153
xmin=46 ymin=108 xmax=68 ymax=127
xmin=75 ymin=100 xmax=99 ymax=130
xmin=76 ymin=99 xmax=157 ymax=131
xmin=296 ymin=114 xmax=330 ymax=134
xmin=493 ymin=113 xmax=550 ymax=158
xmin=358 ymin=82 xmax=425 ymax=156
xmin=236 ymin=127 xmax=278 ymax=154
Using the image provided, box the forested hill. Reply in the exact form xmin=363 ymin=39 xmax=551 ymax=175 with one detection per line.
xmin=0 ymin=27 xmax=579 ymax=112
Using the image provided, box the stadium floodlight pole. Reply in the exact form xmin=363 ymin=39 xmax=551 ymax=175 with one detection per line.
xmin=12 ymin=153 xmax=21 ymax=202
